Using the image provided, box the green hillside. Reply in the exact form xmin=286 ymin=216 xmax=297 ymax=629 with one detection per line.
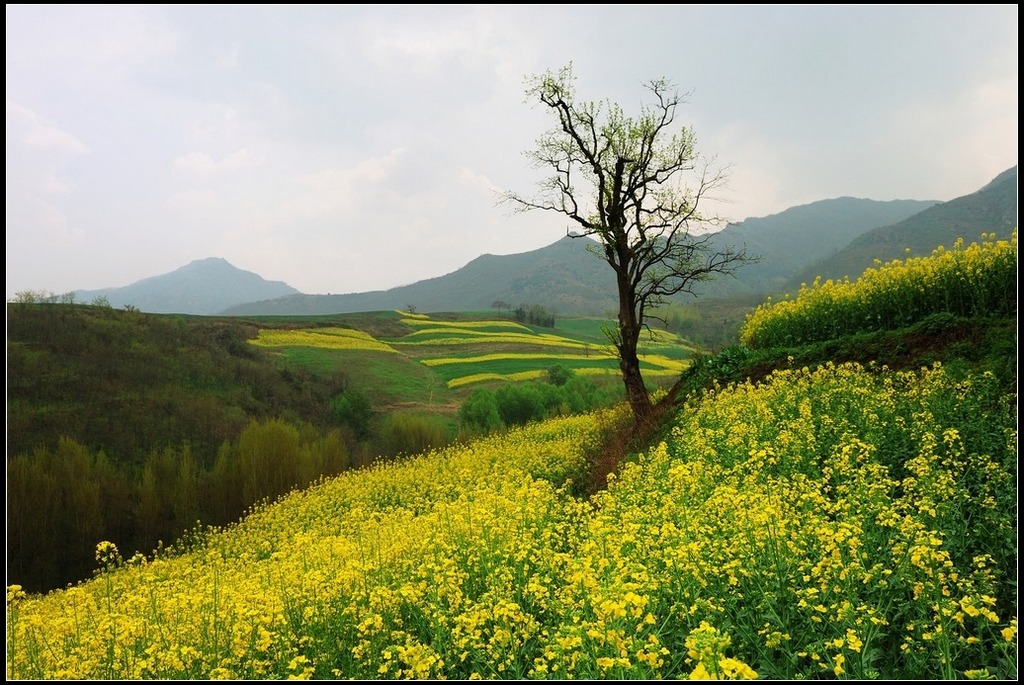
xmin=6 ymin=306 xmax=335 ymax=462
xmin=7 ymin=306 xmax=676 ymax=462
xmin=695 ymin=197 xmax=939 ymax=297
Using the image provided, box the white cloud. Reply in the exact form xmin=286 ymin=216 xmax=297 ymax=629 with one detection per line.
xmin=217 ymin=42 xmax=240 ymax=69
xmin=4 ymin=5 xmax=1017 ymax=300
xmin=290 ymin=148 xmax=407 ymax=219
xmin=31 ymin=198 xmax=82 ymax=242
xmin=5 ymin=100 xmax=89 ymax=264
xmin=5 ymin=5 xmax=178 ymax=86
xmin=359 ymin=8 xmax=501 ymax=71
xmin=6 ymin=101 xmax=89 ymax=154
xmin=458 ymin=167 xmax=501 ymax=195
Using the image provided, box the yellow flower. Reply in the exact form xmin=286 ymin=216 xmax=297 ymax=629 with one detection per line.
xmin=95 ymin=540 xmax=120 ymax=566
xmin=1001 ymin=620 xmax=1017 ymax=642
xmin=719 ymin=657 xmax=758 ymax=679
xmin=845 ymin=629 xmax=863 ymax=653
xmin=689 ymin=662 xmax=714 ymax=680
xmin=833 ymin=653 xmax=845 ymax=676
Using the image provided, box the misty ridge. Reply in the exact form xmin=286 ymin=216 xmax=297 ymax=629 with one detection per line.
xmin=22 ymin=164 xmax=1014 ymax=318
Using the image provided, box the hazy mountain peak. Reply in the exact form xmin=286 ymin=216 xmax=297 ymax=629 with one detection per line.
xmin=74 ymin=258 xmax=300 ymax=315
xmin=977 ymin=165 xmax=1016 ymax=193
xmin=182 ymin=256 xmax=233 ymax=268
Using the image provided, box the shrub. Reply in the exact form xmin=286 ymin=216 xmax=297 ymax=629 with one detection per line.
xmin=495 ymin=383 xmax=547 ymax=426
xmin=330 ymin=388 xmax=373 ymax=439
xmin=375 ymin=413 xmax=452 ymax=458
xmin=458 ymin=388 xmax=504 ymax=433
xmin=546 ymin=364 xmax=574 ymax=386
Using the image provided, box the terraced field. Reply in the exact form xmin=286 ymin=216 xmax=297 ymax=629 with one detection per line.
xmin=248 ymin=310 xmax=696 ymax=411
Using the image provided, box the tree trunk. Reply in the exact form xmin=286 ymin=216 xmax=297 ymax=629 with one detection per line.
xmin=620 ymin=344 xmax=653 ymax=422
xmin=617 ymin=278 xmax=654 ymax=422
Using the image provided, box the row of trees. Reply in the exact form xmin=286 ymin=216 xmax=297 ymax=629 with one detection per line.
xmin=459 ymin=366 xmax=622 ymax=433
xmin=513 ymin=303 xmax=557 ymax=328
xmin=11 ymin=289 xmax=115 ymax=307
xmin=7 ymin=420 xmax=365 ymax=593
xmin=491 ymin=300 xmax=558 ymax=328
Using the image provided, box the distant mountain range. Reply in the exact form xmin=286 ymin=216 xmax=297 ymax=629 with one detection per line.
xmin=223 ymin=235 xmax=619 ymax=317
xmin=693 ymin=197 xmax=941 ymax=298
xmin=76 ymin=166 xmax=1017 ymax=317
xmin=786 ymin=165 xmax=1018 ymax=290
xmin=74 ymin=257 xmax=299 ymax=315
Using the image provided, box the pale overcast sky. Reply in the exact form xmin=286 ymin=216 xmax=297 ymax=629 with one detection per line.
xmin=6 ymin=4 xmax=1018 ymax=299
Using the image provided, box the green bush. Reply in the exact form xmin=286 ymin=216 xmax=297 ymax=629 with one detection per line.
xmin=546 ymin=364 xmax=574 ymax=386
xmin=375 ymin=414 xmax=452 ymax=458
xmin=495 ymin=383 xmax=547 ymax=426
xmin=458 ymin=372 xmax=624 ymax=436
xmin=330 ymin=388 xmax=373 ymax=439
xmin=458 ymin=388 xmax=504 ymax=433
xmin=562 ymin=374 xmax=619 ymax=414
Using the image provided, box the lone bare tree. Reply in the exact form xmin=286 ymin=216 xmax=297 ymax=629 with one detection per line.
xmin=503 ymin=64 xmax=756 ymax=423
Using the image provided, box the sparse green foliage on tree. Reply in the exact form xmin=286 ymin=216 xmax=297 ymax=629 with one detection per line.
xmin=11 ymin=289 xmax=56 ymax=303
xmin=504 ymin=64 xmax=757 ymax=421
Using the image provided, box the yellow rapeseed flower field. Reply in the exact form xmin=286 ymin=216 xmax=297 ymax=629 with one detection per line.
xmin=249 ymin=327 xmax=399 ymax=353
xmin=7 ymin=357 xmax=1015 ymax=679
xmin=740 ymin=230 xmax=1017 ymax=348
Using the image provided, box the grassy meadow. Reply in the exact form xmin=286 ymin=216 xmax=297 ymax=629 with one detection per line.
xmin=6 ymin=231 xmax=1017 ymax=680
